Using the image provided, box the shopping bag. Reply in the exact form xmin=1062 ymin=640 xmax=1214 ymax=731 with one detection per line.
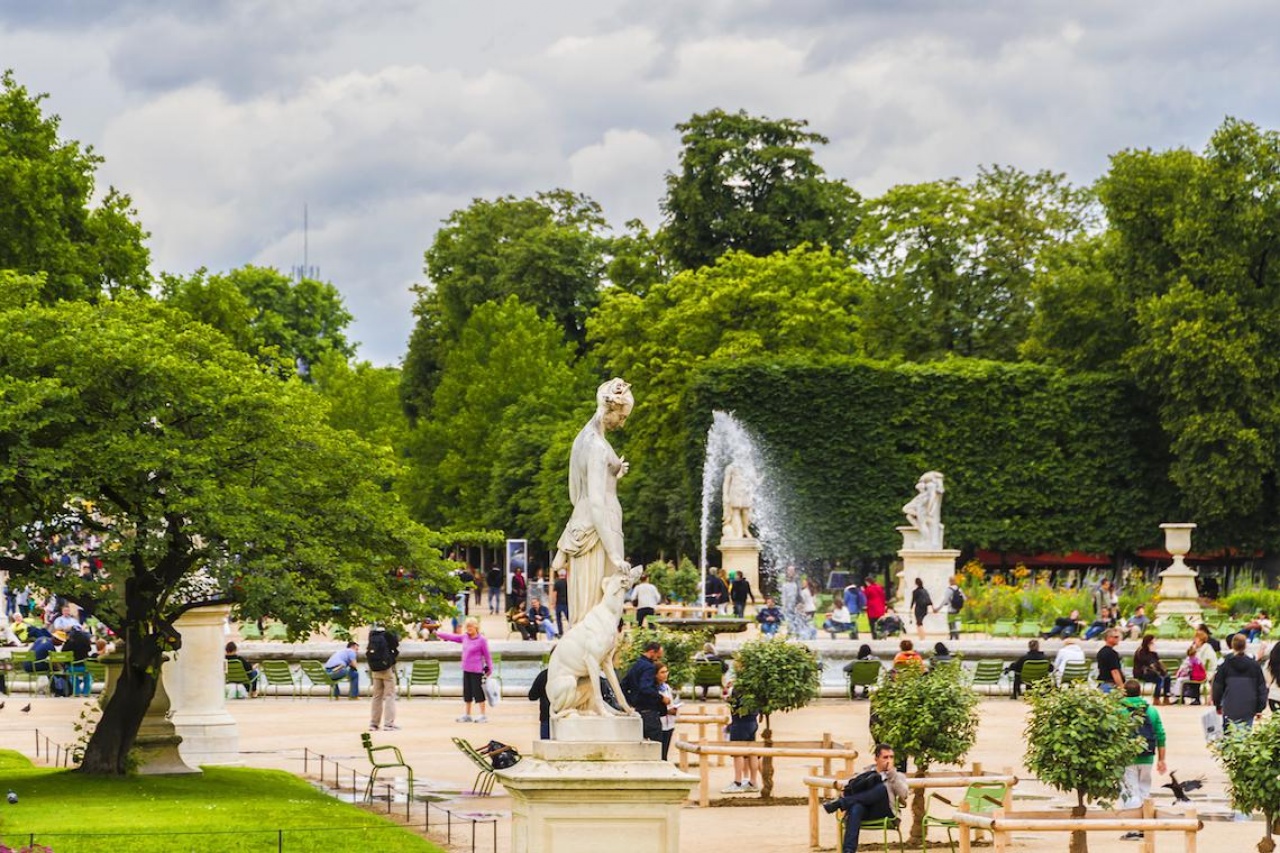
xmin=483 ymin=675 xmax=502 ymax=707
xmin=1201 ymin=708 xmax=1222 ymax=743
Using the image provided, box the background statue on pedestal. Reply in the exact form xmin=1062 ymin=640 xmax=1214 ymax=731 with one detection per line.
xmin=552 ymin=378 xmax=634 ymax=624
xmin=721 ymin=461 xmax=757 ymax=540
xmin=902 ymin=471 xmax=945 ymax=549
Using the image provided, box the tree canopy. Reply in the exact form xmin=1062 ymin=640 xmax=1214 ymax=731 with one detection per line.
xmin=0 ymin=294 xmax=452 ymax=774
xmin=0 ymin=70 xmax=149 ymax=302
xmin=660 ymin=108 xmax=860 ymax=271
xmin=160 ymin=265 xmax=355 ymax=376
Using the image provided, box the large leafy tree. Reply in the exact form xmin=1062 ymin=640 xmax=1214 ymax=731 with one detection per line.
xmin=402 ymin=190 xmax=609 ymax=418
xmin=404 ymin=296 xmax=594 ymax=538
xmin=856 ymin=166 xmax=1093 ymax=362
xmin=0 ymin=294 xmax=452 ymax=775
xmin=160 ymin=265 xmax=354 ymax=376
xmin=590 ymin=245 xmax=867 ymax=555
xmin=309 ymin=351 xmax=410 ymax=460
xmin=0 ymin=70 xmax=149 ymax=302
xmin=661 ymin=108 xmax=860 ymax=271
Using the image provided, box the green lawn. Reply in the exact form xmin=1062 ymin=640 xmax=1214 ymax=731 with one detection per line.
xmin=0 ymin=751 xmax=444 ymax=852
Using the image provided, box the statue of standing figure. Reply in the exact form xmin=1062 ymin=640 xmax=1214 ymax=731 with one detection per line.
xmin=721 ymin=461 xmax=757 ymax=540
xmin=902 ymin=471 xmax=945 ymax=549
xmin=552 ymin=378 xmax=635 ymax=624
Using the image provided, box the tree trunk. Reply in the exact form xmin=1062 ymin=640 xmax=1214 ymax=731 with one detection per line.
xmin=907 ymin=768 xmax=927 ymax=844
xmin=1069 ymin=803 xmax=1088 ymax=853
xmin=760 ymin=718 xmax=774 ymax=798
xmin=76 ymin=623 xmax=163 ymax=775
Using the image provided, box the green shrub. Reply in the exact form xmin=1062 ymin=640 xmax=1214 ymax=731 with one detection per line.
xmin=1213 ymin=712 xmax=1280 ymax=852
xmin=616 ymin=624 xmax=707 ymax=692
xmin=646 ymin=558 xmax=700 ymax=603
xmin=730 ymin=637 xmax=821 ymax=797
xmin=1221 ymin=589 xmax=1280 ymax=619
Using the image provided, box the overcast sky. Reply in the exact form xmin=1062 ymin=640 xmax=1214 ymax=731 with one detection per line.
xmin=3 ymin=1 xmax=1277 ymax=365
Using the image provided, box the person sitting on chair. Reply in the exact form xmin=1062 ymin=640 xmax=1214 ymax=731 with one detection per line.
xmin=1043 ymin=610 xmax=1084 ymax=639
xmin=876 ymin=607 xmax=904 ymax=638
xmin=756 ymin=597 xmax=783 ymax=637
xmin=823 ymin=743 xmax=908 ymax=853
xmin=526 ymin=597 xmax=559 ymax=639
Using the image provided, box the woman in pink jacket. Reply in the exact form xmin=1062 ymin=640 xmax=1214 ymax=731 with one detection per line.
xmin=438 ymin=616 xmax=495 ymax=723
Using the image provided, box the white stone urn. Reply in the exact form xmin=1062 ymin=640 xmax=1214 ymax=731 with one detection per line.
xmin=1155 ymin=522 xmax=1202 ymax=626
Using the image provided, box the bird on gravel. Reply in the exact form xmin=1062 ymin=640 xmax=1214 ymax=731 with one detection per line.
xmin=1161 ymin=771 xmax=1204 ymax=803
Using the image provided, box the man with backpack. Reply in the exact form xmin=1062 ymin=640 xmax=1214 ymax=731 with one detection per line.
xmin=842 ymin=582 xmax=866 ymax=640
xmin=1119 ymin=679 xmax=1167 ymax=840
xmin=939 ymin=576 xmax=965 ymax=641
xmin=367 ymin=625 xmax=400 ymax=731
xmin=621 ymin=641 xmax=665 ymax=745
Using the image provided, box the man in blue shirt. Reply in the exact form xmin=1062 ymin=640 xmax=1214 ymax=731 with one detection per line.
xmin=757 ymin=598 xmax=783 ymax=637
xmin=324 ymin=641 xmax=360 ymax=698
xmin=843 ymin=583 xmax=866 ymax=639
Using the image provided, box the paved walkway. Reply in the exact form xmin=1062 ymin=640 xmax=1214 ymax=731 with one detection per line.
xmin=0 ymin=677 xmax=1262 ymax=853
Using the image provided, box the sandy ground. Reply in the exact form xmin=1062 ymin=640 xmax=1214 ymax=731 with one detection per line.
xmin=0 ymin=676 xmax=1265 ymax=853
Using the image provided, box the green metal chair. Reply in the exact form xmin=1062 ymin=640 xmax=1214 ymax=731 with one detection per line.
xmin=299 ymin=660 xmax=347 ymax=699
xmin=9 ymin=650 xmax=46 ymax=697
xmin=47 ymin=651 xmax=74 ymax=695
xmin=400 ymin=659 xmax=441 ymax=698
xmin=1017 ymin=659 xmax=1052 ymax=696
xmin=452 ymin=736 xmax=499 ymax=796
xmin=238 ymin=622 xmax=263 ymax=641
xmin=259 ymin=660 xmax=299 ymax=698
xmin=692 ymin=660 xmax=726 ymax=700
xmin=989 ymin=620 xmax=1016 ymax=638
xmin=846 ymin=660 xmax=883 ymax=700
xmin=1058 ymin=660 xmax=1091 ymax=686
xmin=225 ymin=658 xmax=257 ymax=698
xmin=834 ymin=790 xmax=905 ymax=853
xmin=83 ymin=660 xmax=107 ymax=694
xmin=1015 ymin=620 xmax=1040 ymax=638
xmin=921 ymin=782 xmax=1008 ymax=852
xmin=361 ymin=732 xmax=414 ymax=804
xmin=970 ymin=659 xmax=1008 ymax=696
xmin=264 ymin=622 xmax=290 ymax=642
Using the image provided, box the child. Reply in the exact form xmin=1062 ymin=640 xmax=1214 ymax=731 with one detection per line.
xmin=1172 ymin=645 xmax=1207 ymax=705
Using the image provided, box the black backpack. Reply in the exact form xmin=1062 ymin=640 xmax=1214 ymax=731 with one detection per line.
xmin=951 ymin=587 xmax=966 ymax=612
xmin=367 ymin=631 xmax=393 ymax=672
xmin=1130 ymin=704 xmax=1157 ymax=756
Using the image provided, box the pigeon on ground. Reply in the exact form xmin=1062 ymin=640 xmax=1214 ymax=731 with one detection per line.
xmin=1161 ymin=771 xmax=1205 ymax=803
xmin=19 ymin=703 xmax=30 ymax=713
xmin=0 ymin=701 xmax=5 ymax=710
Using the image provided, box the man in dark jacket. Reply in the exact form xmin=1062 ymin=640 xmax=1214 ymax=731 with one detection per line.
xmin=729 ymin=572 xmax=755 ymax=618
xmin=1007 ymin=639 xmax=1048 ymax=699
xmin=622 ymin=641 xmax=665 ymax=744
xmin=1212 ymin=633 xmax=1267 ymax=729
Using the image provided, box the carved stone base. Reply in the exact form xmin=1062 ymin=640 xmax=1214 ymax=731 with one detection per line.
xmin=499 ymin=740 xmax=695 ymax=853
xmin=717 ymin=537 xmax=762 ymax=600
xmin=552 ymin=714 xmax=644 ymax=743
xmin=896 ymin=547 xmax=961 ymax=637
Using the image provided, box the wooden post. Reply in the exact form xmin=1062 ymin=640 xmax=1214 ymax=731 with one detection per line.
xmin=958 ymin=801 xmax=972 ymax=853
xmin=695 ymin=704 xmax=706 ymax=768
xmin=808 ymin=764 xmax=821 ymax=849
xmin=1002 ymin=766 xmax=1014 ymax=810
xmin=699 ymin=739 xmax=710 ymax=807
xmin=1185 ymin=807 xmax=1197 ymax=853
xmin=1141 ymin=799 xmax=1155 ymax=853
xmin=992 ymin=808 xmax=1007 ymax=853
xmin=821 ymin=732 xmax=833 ymax=777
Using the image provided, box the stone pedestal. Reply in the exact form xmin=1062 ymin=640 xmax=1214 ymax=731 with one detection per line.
xmin=500 ymin=714 xmax=695 ymax=853
xmin=717 ymin=537 xmax=762 ymax=600
xmin=1155 ymin=523 xmax=1203 ymax=627
xmin=164 ymin=604 xmax=241 ymax=767
xmin=897 ymin=527 xmax=960 ymax=637
xmin=135 ymin=656 xmax=199 ymax=775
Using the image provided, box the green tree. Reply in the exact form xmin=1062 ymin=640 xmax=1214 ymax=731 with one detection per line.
xmin=856 ymin=166 xmax=1092 ymax=362
xmin=645 ymin=558 xmax=700 ymax=604
xmin=617 ymin=624 xmax=708 ymax=699
xmin=309 ymin=351 xmax=410 ymax=459
xmin=729 ymin=637 xmax=821 ymax=797
xmin=403 ymin=296 xmax=594 ymax=537
xmin=661 ymin=108 xmax=860 ymax=271
xmin=403 ymin=190 xmax=609 ymax=417
xmin=0 ymin=70 xmax=150 ymax=302
xmin=0 ymin=294 xmax=453 ymax=774
xmin=1213 ymin=712 xmax=1280 ymax=853
xmin=160 ymin=265 xmax=355 ymax=375
xmin=590 ymin=245 xmax=867 ymax=555
xmin=869 ymin=663 xmax=980 ymax=841
xmin=1023 ymin=683 xmax=1144 ymax=853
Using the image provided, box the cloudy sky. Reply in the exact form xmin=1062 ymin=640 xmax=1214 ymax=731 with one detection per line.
xmin=3 ymin=1 xmax=1277 ymax=364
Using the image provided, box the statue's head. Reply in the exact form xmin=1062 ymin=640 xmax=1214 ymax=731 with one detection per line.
xmin=596 ymin=378 xmax=634 ymax=430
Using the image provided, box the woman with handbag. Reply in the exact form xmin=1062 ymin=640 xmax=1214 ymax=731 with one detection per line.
xmin=438 ymin=616 xmax=494 ymax=723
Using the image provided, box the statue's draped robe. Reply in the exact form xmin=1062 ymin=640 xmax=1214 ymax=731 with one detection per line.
xmin=555 ymin=418 xmax=626 ymax=624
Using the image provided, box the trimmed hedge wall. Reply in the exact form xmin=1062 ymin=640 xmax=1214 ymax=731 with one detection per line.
xmin=685 ymin=357 xmax=1177 ymax=560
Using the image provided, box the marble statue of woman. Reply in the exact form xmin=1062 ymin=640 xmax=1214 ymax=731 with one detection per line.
xmin=552 ymin=378 xmax=634 ymax=624
xmin=902 ymin=471 xmax=945 ymax=549
xmin=721 ymin=461 xmax=756 ymax=540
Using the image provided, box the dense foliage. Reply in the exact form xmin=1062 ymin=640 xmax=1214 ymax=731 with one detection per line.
xmin=1213 ymin=712 xmax=1280 ymax=852
xmin=687 ymin=357 xmax=1175 ymax=560
xmin=729 ymin=637 xmax=821 ymax=796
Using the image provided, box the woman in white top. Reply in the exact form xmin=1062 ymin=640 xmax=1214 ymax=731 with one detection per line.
xmin=1053 ymin=636 xmax=1086 ymax=679
xmin=656 ymin=663 xmax=680 ymax=760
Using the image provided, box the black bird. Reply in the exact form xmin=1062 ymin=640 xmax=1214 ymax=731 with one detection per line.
xmin=0 ymin=700 xmax=5 ymax=710
xmin=1161 ymin=771 xmax=1205 ymax=803
xmin=19 ymin=703 xmax=30 ymax=713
